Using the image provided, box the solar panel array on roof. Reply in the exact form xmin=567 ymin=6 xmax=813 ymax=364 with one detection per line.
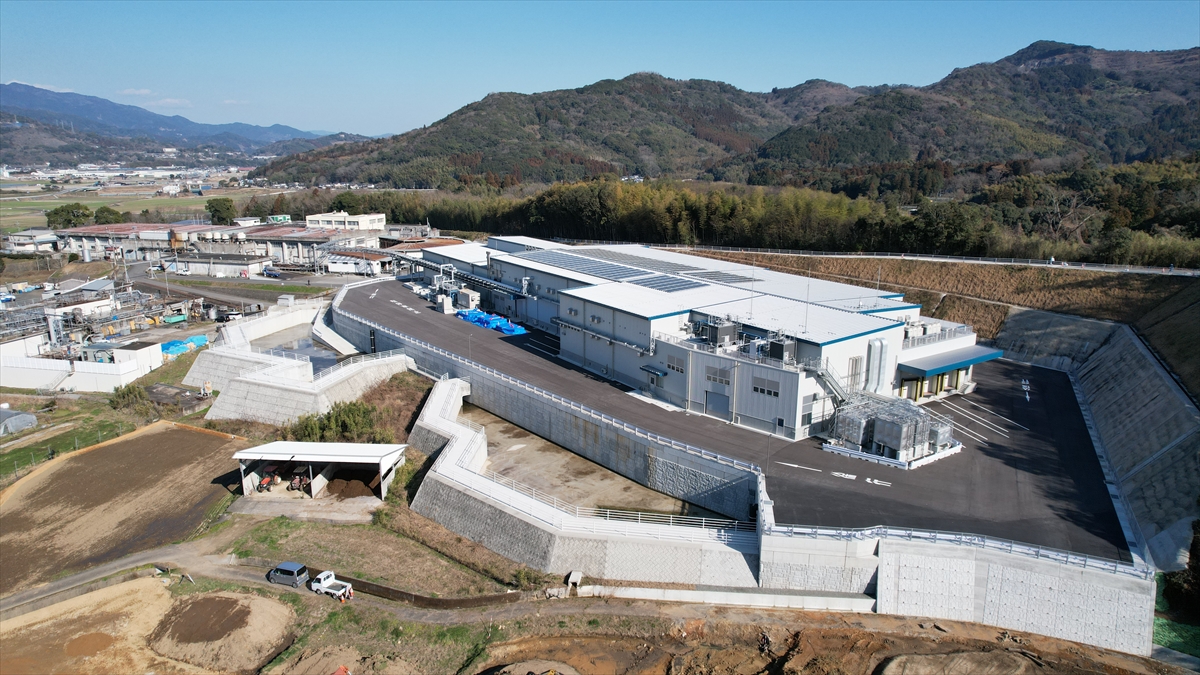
xmin=629 ymin=275 xmax=708 ymax=293
xmin=516 ymin=250 xmax=649 ymax=280
xmin=571 ymin=248 xmax=704 ymax=274
xmin=686 ymin=270 xmax=759 ymax=284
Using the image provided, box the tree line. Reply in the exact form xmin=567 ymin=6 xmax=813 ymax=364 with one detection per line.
xmin=240 ymin=157 xmax=1199 ymax=267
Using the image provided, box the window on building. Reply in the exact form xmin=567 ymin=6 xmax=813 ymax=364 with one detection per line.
xmin=752 ymin=376 xmax=780 ymax=397
xmin=667 ymin=355 xmax=685 ymax=373
xmin=705 ymin=366 xmax=730 ymax=385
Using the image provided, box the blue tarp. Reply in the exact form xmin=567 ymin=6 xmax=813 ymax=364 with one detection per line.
xmin=456 ymin=309 xmax=527 ymax=336
xmin=185 ymin=335 xmax=208 ymax=348
xmin=160 ymin=340 xmax=190 ymax=356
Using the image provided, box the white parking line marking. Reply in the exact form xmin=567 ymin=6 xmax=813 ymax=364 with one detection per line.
xmin=776 ymin=462 xmax=821 ymax=472
xmin=940 ymin=400 xmax=1010 ymax=437
xmin=950 ymin=421 xmax=988 ymax=444
xmin=832 ymin=472 xmax=857 ymax=480
xmin=960 ymin=397 xmax=1030 ymax=430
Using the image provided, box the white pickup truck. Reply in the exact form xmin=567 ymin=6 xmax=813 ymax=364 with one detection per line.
xmin=310 ymin=571 xmax=354 ymax=601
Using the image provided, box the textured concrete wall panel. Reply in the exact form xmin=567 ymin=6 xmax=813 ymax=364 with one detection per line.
xmin=412 ymin=474 xmax=556 ymax=570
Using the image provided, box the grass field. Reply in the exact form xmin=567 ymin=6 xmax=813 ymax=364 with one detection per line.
xmin=169 ymin=279 xmax=327 ymax=296
xmin=0 ymin=187 xmax=287 ymax=232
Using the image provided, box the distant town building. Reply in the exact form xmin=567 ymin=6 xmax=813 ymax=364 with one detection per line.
xmin=233 ymin=217 xmax=262 ymax=227
xmin=304 ymin=211 xmax=386 ymax=231
xmin=3 ymin=228 xmax=60 ymax=253
xmin=267 ymin=214 xmax=292 ymax=224
xmin=387 ymin=223 xmax=439 ymax=240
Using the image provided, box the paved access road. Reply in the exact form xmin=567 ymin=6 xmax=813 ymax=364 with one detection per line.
xmin=341 ymin=282 xmax=1128 ymax=561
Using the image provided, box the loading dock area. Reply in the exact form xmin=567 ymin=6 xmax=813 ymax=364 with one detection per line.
xmin=233 ymin=441 xmax=407 ymax=501
xmin=338 ymin=280 xmax=1129 ymax=561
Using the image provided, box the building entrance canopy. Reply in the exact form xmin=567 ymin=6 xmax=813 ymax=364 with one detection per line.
xmin=897 ymin=345 xmax=1003 ymax=377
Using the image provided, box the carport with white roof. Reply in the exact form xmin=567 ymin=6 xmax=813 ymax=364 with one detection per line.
xmin=233 ymin=441 xmax=407 ymax=500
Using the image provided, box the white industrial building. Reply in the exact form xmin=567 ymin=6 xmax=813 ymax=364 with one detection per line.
xmin=305 ymin=211 xmax=387 ymax=230
xmin=415 ymin=236 xmax=1000 ymax=463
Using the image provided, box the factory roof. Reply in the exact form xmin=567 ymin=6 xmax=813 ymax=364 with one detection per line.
xmin=694 ymin=294 xmax=901 ymax=346
xmin=561 ymin=245 xmax=902 ymax=308
xmin=571 ymin=244 xmax=756 ymax=274
xmin=491 ymin=252 xmax=611 ymax=287
xmin=559 ymin=281 xmax=756 ymax=320
xmin=420 ymin=242 xmax=491 ymax=266
xmin=487 ymin=235 xmax=569 ymax=251
xmin=329 ymin=251 xmax=390 ymax=261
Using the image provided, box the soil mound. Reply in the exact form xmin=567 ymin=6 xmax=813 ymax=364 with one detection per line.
xmin=63 ymin=632 xmax=114 ymax=657
xmin=154 ymin=595 xmax=249 ymax=643
xmin=325 ymin=468 xmax=377 ymax=500
xmin=149 ymin=592 xmax=293 ymax=674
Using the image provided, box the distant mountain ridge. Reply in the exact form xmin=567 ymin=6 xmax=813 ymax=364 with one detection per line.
xmin=0 ymin=82 xmax=317 ymax=149
xmin=252 ymin=41 xmax=1200 ymax=188
xmin=255 ymin=132 xmax=372 ymax=157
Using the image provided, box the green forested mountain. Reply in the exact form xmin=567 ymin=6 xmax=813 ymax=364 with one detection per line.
xmin=253 ymin=42 xmax=1199 ymax=189
xmin=252 ymin=75 xmax=875 ymax=187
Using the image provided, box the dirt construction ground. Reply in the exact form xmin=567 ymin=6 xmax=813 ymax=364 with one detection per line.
xmin=0 ymin=423 xmax=248 ymax=594
xmin=0 ymin=578 xmax=292 ymax=674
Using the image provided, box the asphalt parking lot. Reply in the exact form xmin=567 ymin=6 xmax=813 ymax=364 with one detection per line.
xmin=341 ymin=281 xmax=1129 ymax=561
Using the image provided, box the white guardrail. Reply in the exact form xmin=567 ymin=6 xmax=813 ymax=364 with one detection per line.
xmin=312 ymin=348 xmax=405 ymax=381
xmin=767 ymin=523 xmax=1152 ymax=580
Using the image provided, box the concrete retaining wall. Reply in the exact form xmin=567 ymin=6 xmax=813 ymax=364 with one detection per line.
xmin=204 ymin=354 xmax=410 ymax=426
xmin=216 ymin=301 xmax=324 ymax=348
xmin=759 ymin=532 xmax=880 ymax=594
xmin=183 ymin=348 xmax=311 ymax=392
xmin=992 ymin=307 xmax=1118 ymax=371
xmin=1076 ymin=326 xmax=1200 ymax=570
xmin=312 ymin=306 xmax=360 ymax=356
xmin=876 ymin=540 xmax=1154 ymax=656
xmin=331 ymin=301 xmax=756 ymax=520
xmin=408 ymin=378 xmax=762 ymax=587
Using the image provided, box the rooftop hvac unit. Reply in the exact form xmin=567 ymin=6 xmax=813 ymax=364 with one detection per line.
xmin=704 ymin=322 xmax=736 ymax=346
xmin=768 ymin=339 xmax=795 ymax=361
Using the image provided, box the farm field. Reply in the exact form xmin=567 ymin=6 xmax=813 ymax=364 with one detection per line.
xmin=0 ymin=577 xmax=295 ymax=674
xmin=0 ymin=186 xmax=293 ymax=232
xmin=0 ymin=422 xmax=247 ymax=592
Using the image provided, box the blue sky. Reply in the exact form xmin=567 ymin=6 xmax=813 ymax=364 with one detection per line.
xmin=2 ymin=1 xmax=1197 ymax=137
